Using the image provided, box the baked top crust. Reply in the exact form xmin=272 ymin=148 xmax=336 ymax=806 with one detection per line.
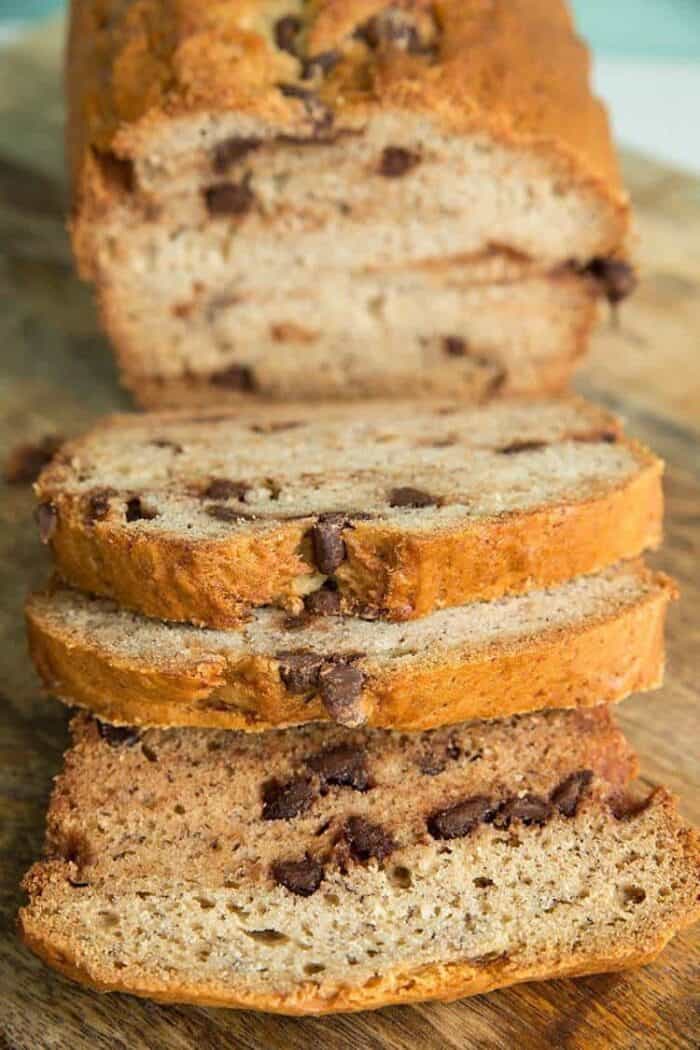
xmin=67 ymin=0 xmax=624 ymax=206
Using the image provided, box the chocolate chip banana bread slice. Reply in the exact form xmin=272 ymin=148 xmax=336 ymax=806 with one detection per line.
xmin=68 ymin=0 xmax=632 ymax=405
xmin=20 ymin=710 xmax=699 ymax=1015
xmin=34 ymin=397 xmax=662 ymax=628
xmin=27 ymin=561 xmax=673 ymax=732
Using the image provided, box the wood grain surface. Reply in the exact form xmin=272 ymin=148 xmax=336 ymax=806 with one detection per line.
xmin=0 ymin=19 xmax=698 ymax=1050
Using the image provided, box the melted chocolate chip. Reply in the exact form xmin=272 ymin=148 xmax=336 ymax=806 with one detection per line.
xmin=272 ymin=856 xmax=324 ymax=897
xmin=36 ymin=502 xmax=57 ymax=543
xmin=250 ymin=420 xmax=303 ymax=434
xmin=302 ymin=50 xmax=340 ymax=80
xmin=379 ymin=147 xmax=420 ymax=177
xmin=210 ymin=364 xmax=257 ymax=392
xmin=310 ymin=515 xmax=347 ymax=574
xmin=274 ymin=14 xmax=302 ymax=55
xmin=212 ymin=137 xmax=261 ymax=174
xmin=96 ymin=721 xmax=141 ymax=747
xmin=427 ymin=796 xmax=495 ymax=840
xmin=318 ymin=663 xmax=366 ymax=727
xmin=4 ymin=435 xmax=62 ymax=485
xmin=344 ymin=816 xmax=395 ymax=862
xmin=443 ymin=336 xmax=468 ymax=357
xmin=206 ymin=504 xmax=256 ymax=523
xmin=388 ymin=486 xmax=437 ymax=508
xmin=276 ymin=651 xmax=324 ymax=694
xmin=499 ymin=439 xmax=548 ymax=455
xmin=204 ymin=178 xmax=255 ymax=217
xmin=150 ymin=438 xmax=183 ymax=453
xmin=84 ymin=487 xmax=116 ymax=524
xmin=125 ymin=497 xmax=158 ymax=522
xmin=278 ymin=83 xmax=334 ymax=134
xmin=550 ymin=770 xmax=593 ymax=817
xmin=494 ymin=795 xmax=552 ymax=828
xmin=304 ymin=585 xmax=342 ymax=617
xmin=202 ymin=479 xmax=250 ymax=501
xmin=307 ymin=745 xmax=369 ymax=792
xmin=586 ymin=258 xmax=638 ymax=304
xmin=262 ymin=776 xmax=315 ymax=821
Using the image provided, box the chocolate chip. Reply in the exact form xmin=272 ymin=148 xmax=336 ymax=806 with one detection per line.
xmin=550 ymin=770 xmax=593 ymax=817
xmin=443 ymin=336 xmax=467 ymax=357
xmin=150 ymin=438 xmax=183 ymax=453
xmin=302 ymin=50 xmax=340 ymax=80
xmin=141 ymin=743 xmax=158 ymax=763
xmin=388 ymin=486 xmax=437 ymax=508
xmin=427 ymin=796 xmax=496 ymax=840
xmin=35 ymin=502 xmax=57 ymax=543
xmin=344 ymin=816 xmax=395 ymax=862
xmin=125 ymin=497 xmax=158 ymax=522
xmin=204 ymin=177 xmax=255 ymax=217
xmin=318 ymin=663 xmax=366 ymax=727
xmin=276 ymin=651 xmax=324 ymax=694
xmin=310 ymin=515 xmax=347 ymax=574
xmin=84 ymin=487 xmax=116 ymax=524
xmin=201 ymin=479 xmax=250 ymax=501
xmin=379 ymin=147 xmax=420 ymax=177
xmin=210 ymin=364 xmax=257 ymax=391
xmin=304 ymin=585 xmax=342 ymax=617
xmin=250 ymin=420 xmax=303 ymax=434
xmin=272 ymin=856 xmax=324 ymax=897
xmin=262 ymin=776 xmax=315 ymax=821
xmin=92 ymin=148 xmax=135 ymax=193
xmin=356 ymin=13 xmax=437 ymax=55
xmin=307 ymin=745 xmax=369 ymax=792
xmin=572 ymin=427 xmax=620 ymax=445
xmin=494 ymin=794 xmax=552 ymax=828
xmin=96 ymin=721 xmax=141 ymax=747
xmin=586 ymin=258 xmax=637 ymax=304
xmin=278 ymin=83 xmax=334 ymax=133
xmin=498 ymin=440 xmax=548 ymax=455
xmin=212 ymin=137 xmax=261 ymax=174
xmin=274 ymin=14 xmax=302 ymax=54
xmin=4 ymin=435 xmax=62 ymax=485
xmin=206 ymin=504 xmax=256 ymax=523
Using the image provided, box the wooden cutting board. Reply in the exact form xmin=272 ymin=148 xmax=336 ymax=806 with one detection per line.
xmin=0 ymin=19 xmax=698 ymax=1050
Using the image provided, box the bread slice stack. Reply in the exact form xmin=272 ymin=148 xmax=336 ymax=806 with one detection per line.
xmin=20 ymin=398 xmax=700 ymax=1013
xmin=67 ymin=0 xmax=636 ymax=407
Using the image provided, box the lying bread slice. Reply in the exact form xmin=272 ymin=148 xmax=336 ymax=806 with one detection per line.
xmin=68 ymin=0 xmax=632 ymax=404
xmin=34 ymin=397 xmax=663 ymax=628
xmin=20 ymin=710 xmax=699 ymax=1015
xmin=27 ymin=562 xmax=674 ymax=732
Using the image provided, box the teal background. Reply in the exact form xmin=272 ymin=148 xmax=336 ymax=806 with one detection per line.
xmin=1 ymin=1 xmax=700 ymax=58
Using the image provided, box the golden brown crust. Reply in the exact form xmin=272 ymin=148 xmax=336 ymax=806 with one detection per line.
xmin=67 ymin=0 xmax=626 ymax=225
xmin=36 ymin=439 xmax=664 ymax=628
xmin=26 ymin=568 xmax=675 ymax=731
xmin=19 ymin=796 xmax=700 ymax=1015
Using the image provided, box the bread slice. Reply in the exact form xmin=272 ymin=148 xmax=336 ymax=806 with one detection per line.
xmin=67 ymin=0 xmax=631 ymax=404
xmin=34 ymin=397 xmax=663 ymax=628
xmin=20 ymin=710 xmax=699 ymax=1015
xmin=27 ymin=562 xmax=674 ymax=732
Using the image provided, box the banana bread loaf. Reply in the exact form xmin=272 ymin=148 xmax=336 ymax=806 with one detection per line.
xmin=67 ymin=0 xmax=633 ymax=406
xmin=20 ymin=710 xmax=699 ymax=1014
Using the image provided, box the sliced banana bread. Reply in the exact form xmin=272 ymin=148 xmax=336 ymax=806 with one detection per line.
xmin=27 ymin=562 xmax=673 ymax=731
xmin=68 ymin=0 xmax=632 ymax=405
xmin=34 ymin=398 xmax=662 ymax=628
xmin=20 ymin=710 xmax=699 ymax=1014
